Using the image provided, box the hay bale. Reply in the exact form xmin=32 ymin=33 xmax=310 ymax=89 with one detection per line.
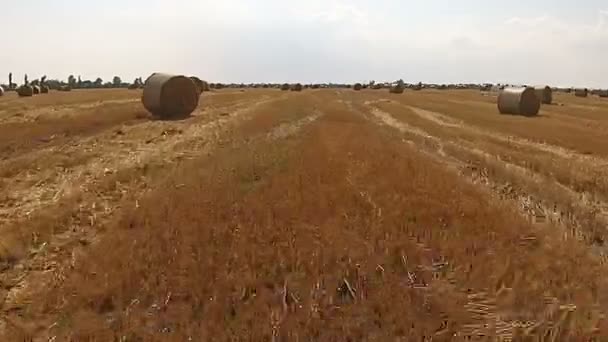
xmin=281 ymin=83 xmax=290 ymax=91
xmin=32 ymin=85 xmax=41 ymax=95
xmin=40 ymin=85 xmax=49 ymax=94
xmin=59 ymin=85 xmax=72 ymax=92
xmin=574 ymin=88 xmax=588 ymax=97
xmin=353 ymin=83 xmax=362 ymax=91
xmin=497 ymin=87 xmax=540 ymax=116
xmin=533 ymin=85 xmax=552 ymax=104
xmin=389 ymin=84 xmax=404 ymax=94
xmin=17 ymin=85 xmax=34 ymax=97
xmin=290 ymin=83 xmax=303 ymax=92
xmin=189 ymin=76 xmax=205 ymax=94
xmin=142 ymin=73 xmax=200 ymax=120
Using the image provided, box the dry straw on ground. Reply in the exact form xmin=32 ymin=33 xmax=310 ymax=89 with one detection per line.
xmin=17 ymin=85 xmax=34 ymax=97
xmin=534 ymin=85 xmax=552 ymax=104
xmin=142 ymin=73 xmax=200 ymax=120
xmin=575 ymin=88 xmax=588 ymax=97
xmin=498 ymin=87 xmax=541 ymax=116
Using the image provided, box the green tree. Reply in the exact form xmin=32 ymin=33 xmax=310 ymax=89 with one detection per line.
xmin=68 ymin=75 xmax=76 ymax=88
xmin=112 ymin=76 xmax=122 ymax=87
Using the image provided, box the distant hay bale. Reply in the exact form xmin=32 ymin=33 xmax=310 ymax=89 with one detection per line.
xmin=59 ymin=85 xmax=72 ymax=92
xmin=574 ymin=88 xmax=588 ymax=97
xmin=533 ymin=85 xmax=552 ymax=104
xmin=281 ymin=83 xmax=290 ymax=91
xmin=142 ymin=73 xmax=200 ymax=120
xmin=32 ymin=85 xmax=41 ymax=95
xmin=389 ymin=84 xmax=404 ymax=94
xmin=189 ymin=76 xmax=205 ymax=94
xmin=598 ymin=90 xmax=608 ymax=98
xmin=353 ymin=83 xmax=362 ymax=91
xmin=17 ymin=85 xmax=34 ymax=97
xmin=290 ymin=83 xmax=303 ymax=92
xmin=40 ymin=85 xmax=49 ymax=94
xmin=497 ymin=87 xmax=540 ymax=116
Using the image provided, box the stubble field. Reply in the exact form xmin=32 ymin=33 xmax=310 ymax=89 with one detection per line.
xmin=1 ymin=88 xmax=608 ymax=340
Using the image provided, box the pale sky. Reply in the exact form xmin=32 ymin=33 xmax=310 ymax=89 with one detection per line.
xmin=1 ymin=1 xmax=607 ymax=88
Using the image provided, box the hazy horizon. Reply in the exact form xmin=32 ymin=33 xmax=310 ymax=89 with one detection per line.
xmin=1 ymin=1 xmax=607 ymax=88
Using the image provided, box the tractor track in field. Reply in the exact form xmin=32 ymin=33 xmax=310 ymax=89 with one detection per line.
xmin=359 ymin=100 xmax=608 ymax=259
xmin=0 ymin=94 xmax=325 ymax=337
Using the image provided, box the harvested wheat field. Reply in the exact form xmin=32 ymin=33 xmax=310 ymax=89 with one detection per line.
xmin=2 ymin=87 xmax=608 ymax=340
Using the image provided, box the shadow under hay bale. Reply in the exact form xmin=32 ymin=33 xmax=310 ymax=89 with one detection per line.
xmin=498 ymin=87 xmax=540 ymax=116
xmin=17 ymin=85 xmax=34 ymax=97
xmin=142 ymin=73 xmax=200 ymax=120
xmin=32 ymin=85 xmax=40 ymax=95
xmin=574 ymin=88 xmax=588 ymax=98
xmin=353 ymin=83 xmax=362 ymax=91
xmin=290 ymin=83 xmax=303 ymax=92
xmin=534 ymin=85 xmax=552 ymax=104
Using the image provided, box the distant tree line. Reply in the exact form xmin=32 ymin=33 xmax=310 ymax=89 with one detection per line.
xmin=2 ymin=73 xmax=143 ymax=90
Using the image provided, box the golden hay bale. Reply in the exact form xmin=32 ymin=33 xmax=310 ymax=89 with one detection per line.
xmin=389 ymin=84 xmax=404 ymax=94
xmin=281 ymin=83 xmax=290 ymax=91
xmin=40 ymin=85 xmax=49 ymax=94
xmin=574 ymin=88 xmax=588 ymax=97
xmin=17 ymin=85 xmax=34 ymax=97
xmin=498 ymin=87 xmax=540 ymax=116
xmin=142 ymin=73 xmax=200 ymax=120
xmin=32 ymin=85 xmax=41 ymax=95
xmin=353 ymin=83 xmax=362 ymax=91
xmin=290 ymin=83 xmax=303 ymax=92
xmin=189 ymin=76 xmax=205 ymax=94
xmin=533 ymin=85 xmax=552 ymax=104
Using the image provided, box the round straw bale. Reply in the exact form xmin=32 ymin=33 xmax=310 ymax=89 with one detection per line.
xmin=281 ymin=83 xmax=290 ymax=91
xmin=574 ymin=88 xmax=588 ymax=97
xmin=40 ymin=85 xmax=49 ymax=94
xmin=389 ymin=84 xmax=404 ymax=94
xmin=353 ymin=83 xmax=362 ymax=91
xmin=189 ymin=76 xmax=205 ymax=94
xmin=290 ymin=83 xmax=303 ymax=92
xmin=32 ymin=85 xmax=41 ymax=95
xmin=497 ymin=87 xmax=540 ymax=116
xmin=17 ymin=85 xmax=34 ymax=97
xmin=142 ymin=73 xmax=200 ymax=120
xmin=533 ymin=85 xmax=552 ymax=104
